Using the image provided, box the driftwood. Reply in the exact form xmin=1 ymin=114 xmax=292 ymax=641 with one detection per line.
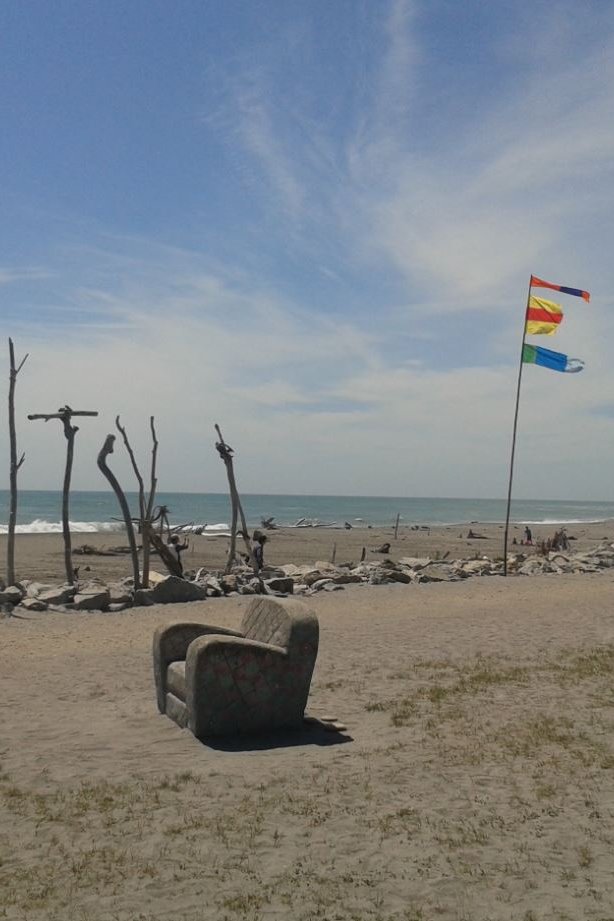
xmin=7 ymin=339 xmax=28 ymax=586
xmin=115 ymin=416 xmax=159 ymax=586
xmin=148 ymin=530 xmax=183 ymax=578
xmin=28 ymin=406 xmax=98 ymax=584
xmin=96 ymin=434 xmax=140 ymax=590
xmin=214 ymin=424 xmax=256 ymax=574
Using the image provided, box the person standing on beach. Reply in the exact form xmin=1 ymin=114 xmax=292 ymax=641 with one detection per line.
xmin=167 ymin=534 xmax=189 ymax=575
xmin=524 ymin=526 xmax=533 ymax=545
xmin=251 ymin=531 xmax=267 ymax=572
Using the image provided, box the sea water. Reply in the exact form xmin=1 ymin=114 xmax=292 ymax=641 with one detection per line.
xmin=1 ymin=491 xmax=613 ymax=533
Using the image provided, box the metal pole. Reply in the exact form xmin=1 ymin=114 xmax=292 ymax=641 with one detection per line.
xmin=503 ymin=275 xmax=534 ymax=575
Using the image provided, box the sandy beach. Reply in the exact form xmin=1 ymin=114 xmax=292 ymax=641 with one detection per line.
xmin=2 ymin=518 xmax=614 ymax=585
xmin=2 ymin=522 xmax=614 ymax=919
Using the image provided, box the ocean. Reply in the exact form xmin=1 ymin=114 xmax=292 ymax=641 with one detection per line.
xmin=1 ymin=491 xmax=613 ymax=534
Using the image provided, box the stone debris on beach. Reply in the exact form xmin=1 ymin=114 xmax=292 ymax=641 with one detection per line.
xmin=4 ymin=542 xmax=614 ymax=614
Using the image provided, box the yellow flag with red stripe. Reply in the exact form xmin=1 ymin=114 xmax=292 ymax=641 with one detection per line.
xmin=525 ymin=296 xmax=563 ymax=335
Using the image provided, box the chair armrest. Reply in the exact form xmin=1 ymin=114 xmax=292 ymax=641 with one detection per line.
xmin=185 ymin=636 xmax=289 ymax=738
xmin=187 ymin=634 xmax=287 ymax=666
xmin=153 ymin=621 xmax=243 ymax=712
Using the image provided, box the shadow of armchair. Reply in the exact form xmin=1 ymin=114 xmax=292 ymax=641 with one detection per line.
xmin=153 ymin=597 xmax=319 ymax=739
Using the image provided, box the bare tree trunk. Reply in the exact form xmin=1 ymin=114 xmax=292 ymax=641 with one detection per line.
xmin=28 ymin=407 xmax=98 ymax=585
xmin=143 ymin=417 xmax=159 ymax=587
xmin=61 ymin=417 xmax=77 ymax=584
xmin=214 ymin=425 xmax=256 ymax=574
xmin=7 ymin=339 xmax=28 ymax=585
xmin=97 ymin=435 xmax=141 ymax=590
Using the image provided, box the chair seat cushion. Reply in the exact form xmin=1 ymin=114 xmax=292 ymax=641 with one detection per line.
xmin=167 ymin=661 xmax=186 ymax=701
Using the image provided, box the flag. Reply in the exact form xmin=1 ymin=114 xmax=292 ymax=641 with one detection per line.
xmin=522 ymin=344 xmax=584 ymax=373
xmin=525 ymin=296 xmax=563 ymax=335
xmin=531 ymin=275 xmax=590 ymax=302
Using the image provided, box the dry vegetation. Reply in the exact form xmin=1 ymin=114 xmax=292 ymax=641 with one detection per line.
xmin=2 ymin=639 xmax=614 ymax=920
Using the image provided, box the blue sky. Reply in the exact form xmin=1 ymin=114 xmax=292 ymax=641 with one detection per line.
xmin=1 ymin=0 xmax=613 ymax=498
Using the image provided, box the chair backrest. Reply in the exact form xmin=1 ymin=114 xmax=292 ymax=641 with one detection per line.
xmin=241 ymin=597 xmax=319 ymax=662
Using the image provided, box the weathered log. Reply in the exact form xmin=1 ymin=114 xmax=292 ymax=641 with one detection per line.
xmin=214 ymin=424 xmax=256 ymax=574
xmin=96 ymin=434 xmax=140 ymax=590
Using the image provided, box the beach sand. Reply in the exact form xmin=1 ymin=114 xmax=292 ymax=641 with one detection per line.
xmin=2 ymin=529 xmax=614 ymax=919
xmin=2 ymin=518 xmax=613 ymax=584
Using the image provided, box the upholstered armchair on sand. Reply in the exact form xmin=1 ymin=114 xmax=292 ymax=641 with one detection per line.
xmin=153 ymin=597 xmax=319 ymax=739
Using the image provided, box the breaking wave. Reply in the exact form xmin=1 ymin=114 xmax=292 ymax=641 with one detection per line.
xmin=0 ymin=519 xmax=126 ymax=535
xmin=0 ymin=520 xmax=232 ymax=535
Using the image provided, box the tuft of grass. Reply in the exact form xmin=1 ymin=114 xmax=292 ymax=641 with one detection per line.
xmin=578 ymin=844 xmax=593 ymax=868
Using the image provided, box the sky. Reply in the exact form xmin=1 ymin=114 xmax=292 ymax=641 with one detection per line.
xmin=1 ymin=0 xmax=613 ymax=500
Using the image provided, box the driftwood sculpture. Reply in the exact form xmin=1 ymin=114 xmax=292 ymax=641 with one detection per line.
xmin=96 ymin=434 xmax=141 ymax=590
xmin=115 ymin=415 xmax=159 ymax=587
xmin=214 ymin=424 xmax=256 ymax=574
xmin=28 ymin=405 xmax=98 ymax=584
xmin=6 ymin=339 xmax=28 ymax=586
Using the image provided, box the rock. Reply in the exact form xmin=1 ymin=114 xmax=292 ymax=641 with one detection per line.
xmin=20 ymin=598 xmax=48 ymax=612
xmin=310 ymin=578 xmax=336 ymax=591
xmin=38 ymin=586 xmax=75 ymax=606
xmin=323 ymin=582 xmax=344 ymax=592
xmin=264 ymin=577 xmax=294 ymax=595
xmin=418 ymin=566 xmax=458 ymax=583
xmin=279 ymin=563 xmax=303 ymax=577
xmin=302 ymin=570 xmax=330 ymax=586
xmin=398 ymin=557 xmax=432 ymax=569
xmin=330 ymin=573 xmax=363 ymax=585
xmin=314 ymin=561 xmax=340 ymax=573
xmin=201 ymin=576 xmax=223 ymax=597
xmin=150 ymin=577 xmax=208 ymax=604
xmin=146 ymin=570 xmax=168 ymax=585
xmin=133 ymin=588 xmax=155 ymax=606
xmin=385 ymin=569 xmax=413 ymax=584
xmin=458 ymin=560 xmax=493 ymax=576
xmin=108 ymin=602 xmax=130 ymax=612
xmin=221 ymin=575 xmax=238 ymax=594
xmin=26 ymin=582 xmax=55 ymax=598
xmin=0 ymin=586 xmax=23 ymax=605
xmin=73 ymin=589 xmax=111 ymax=611
xmin=238 ymin=583 xmax=258 ymax=595
xmin=107 ymin=584 xmax=133 ymax=605
xmin=368 ymin=570 xmax=393 ymax=585
xmin=518 ymin=560 xmax=551 ymax=576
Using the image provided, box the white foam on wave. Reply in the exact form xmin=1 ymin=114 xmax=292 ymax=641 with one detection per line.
xmin=0 ymin=519 xmax=126 ymax=535
xmin=173 ymin=522 xmax=231 ymax=535
xmin=518 ymin=518 xmax=612 ymax=526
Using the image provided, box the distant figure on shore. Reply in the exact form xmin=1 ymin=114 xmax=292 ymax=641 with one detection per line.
xmin=252 ymin=531 xmax=268 ymax=571
xmin=524 ymin=526 xmax=533 ymax=545
xmin=167 ymin=534 xmax=189 ymax=575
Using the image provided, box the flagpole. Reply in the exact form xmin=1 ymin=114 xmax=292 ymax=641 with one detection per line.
xmin=503 ymin=275 xmax=534 ymax=576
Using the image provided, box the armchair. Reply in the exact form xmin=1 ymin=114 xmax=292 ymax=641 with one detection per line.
xmin=153 ymin=597 xmax=319 ymax=738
